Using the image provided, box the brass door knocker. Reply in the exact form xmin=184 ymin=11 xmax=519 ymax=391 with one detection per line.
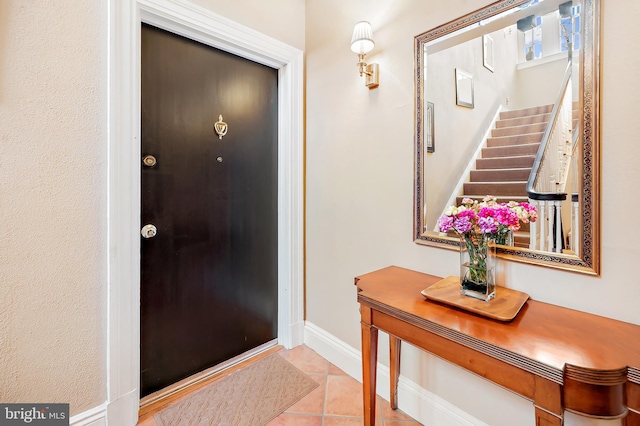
xmin=214 ymin=115 xmax=228 ymax=140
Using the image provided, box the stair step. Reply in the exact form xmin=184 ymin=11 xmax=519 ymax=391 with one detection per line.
xmin=455 ymin=195 xmax=529 ymax=205
xmin=513 ymin=234 xmax=530 ymax=248
xmin=518 ymin=222 xmax=530 ymax=233
xmin=449 ymin=101 xmax=554 ymax=246
xmin=499 ymin=105 xmax=553 ymax=120
xmin=495 ymin=113 xmax=551 ymax=128
xmin=457 ymin=195 xmax=530 ymax=202
xmin=476 ymin=155 xmax=535 ymax=169
xmin=487 ymin=132 xmax=544 ymax=147
xmin=482 ymin=143 xmax=539 ymax=158
xmin=463 ymin=181 xmax=527 ymax=196
xmin=470 ymin=168 xmax=531 ymax=182
xmin=492 ymin=122 xmax=548 ymax=137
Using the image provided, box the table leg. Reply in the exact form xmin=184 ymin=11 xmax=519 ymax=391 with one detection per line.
xmin=390 ymin=335 xmax=401 ymax=410
xmin=533 ymin=376 xmax=563 ymax=425
xmin=361 ymin=316 xmax=378 ymax=426
xmin=623 ymin=410 xmax=640 ymax=426
xmin=534 ymin=407 xmax=563 ymax=426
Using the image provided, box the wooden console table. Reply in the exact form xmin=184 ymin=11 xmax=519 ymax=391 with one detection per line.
xmin=356 ymin=266 xmax=640 ymax=426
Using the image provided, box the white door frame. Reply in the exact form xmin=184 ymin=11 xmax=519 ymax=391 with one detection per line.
xmin=106 ymin=0 xmax=304 ymax=423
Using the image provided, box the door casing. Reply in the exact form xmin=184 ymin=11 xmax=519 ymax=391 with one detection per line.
xmin=107 ymin=0 xmax=304 ymax=423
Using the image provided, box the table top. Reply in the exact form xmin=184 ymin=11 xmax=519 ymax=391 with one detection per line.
xmin=355 ymin=266 xmax=640 ymax=385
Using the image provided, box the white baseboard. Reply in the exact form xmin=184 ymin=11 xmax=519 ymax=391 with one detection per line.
xmin=70 ymin=402 xmax=106 ymax=426
xmin=303 ymin=321 xmax=488 ymax=426
xmin=285 ymin=319 xmax=306 ymax=349
xmin=71 ymin=387 xmax=139 ymax=426
xmin=106 ymin=389 xmax=139 ymax=426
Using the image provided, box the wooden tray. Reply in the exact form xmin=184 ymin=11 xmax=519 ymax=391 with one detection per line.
xmin=421 ymin=276 xmax=529 ymax=321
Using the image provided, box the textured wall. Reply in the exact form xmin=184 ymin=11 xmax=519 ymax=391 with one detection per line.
xmin=189 ymin=0 xmax=305 ymax=51
xmin=0 ymin=1 xmax=107 ymax=415
xmin=306 ymin=0 xmax=640 ymax=425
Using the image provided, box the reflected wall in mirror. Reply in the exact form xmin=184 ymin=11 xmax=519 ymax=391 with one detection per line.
xmin=414 ymin=0 xmax=600 ymax=275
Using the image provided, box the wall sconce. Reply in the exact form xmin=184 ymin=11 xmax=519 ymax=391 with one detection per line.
xmin=516 ymin=15 xmax=537 ymax=32
xmin=350 ymin=21 xmax=379 ymax=89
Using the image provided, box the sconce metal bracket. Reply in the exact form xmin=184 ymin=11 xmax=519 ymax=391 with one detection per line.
xmin=365 ymin=63 xmax=379 ymax=89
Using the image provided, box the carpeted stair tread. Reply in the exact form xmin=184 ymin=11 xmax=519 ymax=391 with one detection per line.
xmin=470 ymin=168 xmax=531 ymax=182
xmin=486 ymin=132 xmax=544 ymax=147
xmin=491 ymin=122 xmax=548 ymax=137
xmin=482 ymin=143 xmax=540 ymax=158
xmin=463 ymin=181 xmax=527 ymax=196
xmin=499 ymin=104 xmax=553 ymax=120
xmin=476 ymin=155 xmax=535 ymax=169
xmin=495 ymin=113 xmax=551 ymax=128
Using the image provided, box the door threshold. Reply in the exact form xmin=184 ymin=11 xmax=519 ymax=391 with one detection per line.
xmin=139 ymin=339 xmax=279 ymax=416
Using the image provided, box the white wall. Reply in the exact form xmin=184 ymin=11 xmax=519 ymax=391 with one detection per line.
xmin=306 ymin=1 xmax=640 ymax=425
xmin=512 ymin=56 xmax=567 ymax=109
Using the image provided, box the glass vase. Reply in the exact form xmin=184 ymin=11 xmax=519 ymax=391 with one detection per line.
xmin=494 ymin=229 xmax=513 ymax=246
xmin=460 ymin=234 xmax=496 ymax=301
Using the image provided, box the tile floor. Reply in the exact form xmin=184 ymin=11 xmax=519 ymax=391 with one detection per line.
xmin=266 ymin=345 xmax=421 ymax=425
xmin=138 ymin=345 xmax=422 ymax=425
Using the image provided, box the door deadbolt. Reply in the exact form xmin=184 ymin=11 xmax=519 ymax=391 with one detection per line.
xmin=143 ymin=155 xmax=157 ymax=167
xmin=141 ymin=224 xmax=157 ymax=239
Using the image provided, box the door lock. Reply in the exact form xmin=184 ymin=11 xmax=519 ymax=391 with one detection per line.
xmin=142 ymin=155 xmax=157 ymax=167
xmin=141 ymin=224 xmax=157 ymax=239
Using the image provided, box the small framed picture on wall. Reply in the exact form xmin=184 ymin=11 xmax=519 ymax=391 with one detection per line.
xmin=455 ymin=68 xmax=474 ymax=109
xmin=483 ymin=34 xmax=495 ymax=72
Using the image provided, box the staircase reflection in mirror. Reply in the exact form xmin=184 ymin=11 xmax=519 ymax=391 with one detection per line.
xmin=414 ymin=0 xmax=600 ymax=275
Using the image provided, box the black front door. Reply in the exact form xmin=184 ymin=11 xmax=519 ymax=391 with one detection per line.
xmin=140 ymin=24 xmax=278 ymax=397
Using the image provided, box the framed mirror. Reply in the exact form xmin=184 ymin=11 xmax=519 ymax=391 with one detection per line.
xmin=414 ymin=0 xmax=600 ymax=275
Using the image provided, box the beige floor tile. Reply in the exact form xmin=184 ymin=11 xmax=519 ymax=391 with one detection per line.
xmin=324 ymin=375 xmax=363 ymax=417
xmin=265 ymin=413 xmax=323 ymax=426
xmin=281 ymin=345 xmax=329 ymax=375
xmin=323 ymin=416 xmax=384 ymax=425
xmin=381 ymin=401 xmax=419 ymax=422
xmin=324 ymin=375 xmax=382 ymax=418
xmin=328 ymin=363 xmax=347 ymax=375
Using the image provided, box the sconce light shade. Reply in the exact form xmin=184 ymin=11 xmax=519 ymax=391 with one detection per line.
xmin=516 ymin=15 xmax=536 ymax=32
xmin=350 ymin=21 xmax=379 ymax=89
xmin=350 ymin=21 xmax=375 ymax=54
xmin=559 ymin=1 xmax=572 ymax=17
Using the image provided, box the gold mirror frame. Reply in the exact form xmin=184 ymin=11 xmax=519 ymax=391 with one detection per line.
xmin=414 ymin=0 xmax=600 ymax=275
